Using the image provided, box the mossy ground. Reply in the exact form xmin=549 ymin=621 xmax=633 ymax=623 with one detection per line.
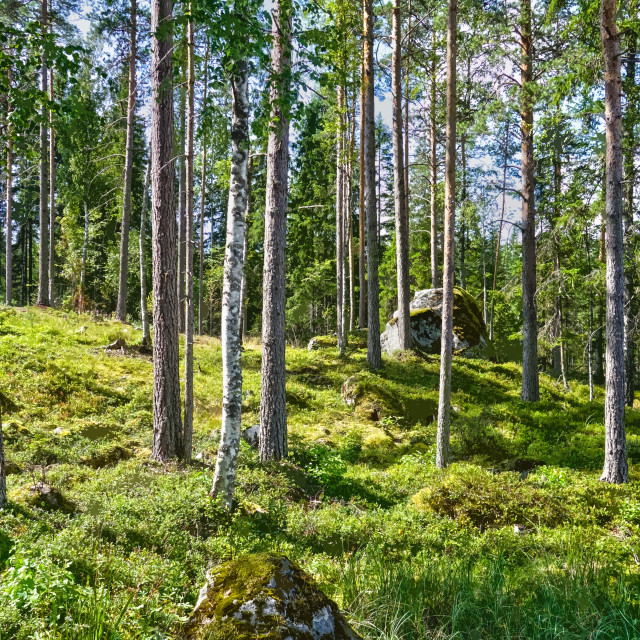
xmin=0 ymin=306 xmax=639 ymax=639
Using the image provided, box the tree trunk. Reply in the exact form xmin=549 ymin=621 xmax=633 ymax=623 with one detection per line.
xmin=48 ymin=62 xmax=55 ymax=305
xmin=260 ymin=0 xmax=291 ymax=461
xmin=336 ymin=85 xmax=346 ymax=356
xmin=430 ymin=26 xmax=439 ymax=289
xmin=364 ymin=0 xmax=382 ymax=369
xmin=358 ymin=53 xmax=366 ymax=329
xmin=585 ymin=225 xmax=594 ymax=402
xmin=623 ymin=20 xmax=637 ymax=407
xmin=212 ymin=58 xmax=249 ymax=507
xmin=198 ymin=40 xmax=209 ymax=336
xmin=5 ymin=92 xmax=12 ymax=306
xmin=150 ymin=0 xmax=182 ymax=462
xmin=348 ymin=96 xmax=356 ymax=333
xmin=80 ymin=200 xmax=89 ymax=311
xmin=459 ymin=131 xmax=466 ymax=289
xmin=177 ymin=57 xmax=187 ymax=334
xmin=392 ymin=0 xmax=411 ymax=350
xmin=183 ymin=10 xmax=196 ymax=463
xmin=435 ymin=0 xmax=457 ymax=469
xmin=404 ymin=0 xmax=411 ymax=220
xmin=490 ymin=121 xmax=509 ymax=342
xmin=116 ymin=0 xmax=137 ymax=322
xmin=519 ymin=0 xmax=539 ymax=402
xmin=38 ymin=0 xmax=49 ymax=307
xmin=239 ymin=154 xmax=252 ymax=341
xmin=600 ymin=0 xmax=628 ymax=483
xmin=553 ymin=141 xmax=568 ymax=389
xmin=0 ymin=411 xmax=5 ymax=509
xmin=140 ymin=161 xmax=151 ymax=346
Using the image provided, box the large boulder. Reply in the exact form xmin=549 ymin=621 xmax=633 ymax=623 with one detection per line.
xmin=380 ymin=287 xmax=496 ymax=359
xmin=183 ymin=554 xmax=361 ymax=640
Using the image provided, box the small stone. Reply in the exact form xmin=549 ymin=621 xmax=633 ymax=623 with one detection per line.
xmin=195 ymin=451 xmax=205 ymax=461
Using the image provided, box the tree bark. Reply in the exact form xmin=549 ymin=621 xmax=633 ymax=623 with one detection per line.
xmin=239 ymin=154 xmax=252 ymax=341
xmin=519 ymin=0 xmax=539 ymax=402
xmin=392 ymin=0 xmax=411 ymax=350
xmin=348 ymin=93 xmax=356 ymax=333
xmin=600 ymin=0 xmax=628 ymax=483
xmin=48 ymin=62 xmax=55 ymax=305
xmin=212 ymin=58 xmax=249 ymax=507
xmin=177 ymin=55 xmax=187 ymax=334
xmin=183 ymin=9 xmax=196 ymax=463
xmin=623 ymin=19 xmax=637 ymax=407
xmin=116 ymin=0 xmax=137 ymax=322
xmin=5 ymin=83 xmax=12 ymax=306
xmin=404 ymin=0 xmax=411 ymax=219
xmin=430 ymin=26 xmax=439 ymax=289
xmin=336 ymin=85 xmax=346 ymax=356
xmin=140 ymin=160 xmax=151 ymax=346
xmin=150 ymin=0 xmax=182 ymax=462
xmin=80 ymin=200 xmax=89 ymax=310
xmin=0 ymin=411 xmax=5 ymax=509
xmin=38 ymin=0 xmax=49 ymax=307
xmin=260 ymin=0 xmax=291 ymax=461
xmin=358 ymin=52 xmax=366 ymax=329
xmin=435 ymin=0 xmax=457 ymax=469
xmin=364 ymin=0 xmax=382 ymax=369
xmin=198 ymin=40 xmax=209 ymax=336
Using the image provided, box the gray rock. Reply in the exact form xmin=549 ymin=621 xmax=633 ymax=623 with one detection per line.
xmin=241 ymin=424 xmax=260 ymax=449
xmin=183 ymin=554 xmax=361 ymax=640
xmin=380 ymin=287 xmax=496 ymax=359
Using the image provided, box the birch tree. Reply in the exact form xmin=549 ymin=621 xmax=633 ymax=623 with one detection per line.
xmin=38 ymin=0 xmax=49 ymax=307
xmin=139 ymin=160 xmax=151 ymax=346
xmin=211 ymin=56 xmax=250 ymax=507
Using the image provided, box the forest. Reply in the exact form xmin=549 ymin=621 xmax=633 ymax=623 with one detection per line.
xmin=0 ymin=0 xmax=639 ymax=637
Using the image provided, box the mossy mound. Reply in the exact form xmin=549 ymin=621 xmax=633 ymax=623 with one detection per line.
xmin=182 ymin=554 xmax=361 ymax=640
xmin=80 ymin=442 xmax=135 ymax=469
xmin=12 ymin=482 xmax=76 ymax=514
xmin=341 ymin=373 xmax=437 ymax=423
xmin=381 ymin=287 xmax=497 ymax=359
xmin=308 ymin=330 xmax=368 ymax=352
xmin=0 ymin=529 xmax=12 ymax=570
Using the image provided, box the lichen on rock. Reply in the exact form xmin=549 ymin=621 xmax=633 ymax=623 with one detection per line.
xmin=380 ymin=287 xmax=496 ymax=359
xmin=182 ymin=554 xmax=361 ymax=640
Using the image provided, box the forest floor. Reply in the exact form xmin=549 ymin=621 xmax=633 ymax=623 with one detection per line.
xmin=1 ymin=306 xmax=640 ymax=639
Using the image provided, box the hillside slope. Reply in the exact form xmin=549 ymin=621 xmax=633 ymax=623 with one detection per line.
xmin=0 ymin=306 xmax=639 ymax=639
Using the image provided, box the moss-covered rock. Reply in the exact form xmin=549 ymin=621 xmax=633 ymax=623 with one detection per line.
xmin=12 ymin=481 xmax=76 ymax=513
xmin=182 ymin=554 xmax=361 ymax=640
xmin=380 ymin=287 xmax=496 ymax=359
xmin=308 ymin=330 xmax=368 ymax=352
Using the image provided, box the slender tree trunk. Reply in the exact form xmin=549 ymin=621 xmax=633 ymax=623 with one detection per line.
xmin=38 ymin=0 xmax=49 ymax=307
xmin=585 ymin=225 xmax=594 ymax=402
xmin=553 ymin=142 xmax=568 ymax=389
xmin=140 ymin=161 xmax=151 ymax=346
xmin=116 ymin=0 xmax=137 ymax=322
xmin=239 ymin=155 xmax=252 ymax=341
xmin=177 ymin=56 xmax=187 ymax=334
xmin=183 ymin=10 xmax=196 ymax=463
xmin=358 ymin=53 xmax=366 ymax=329
xmin=490 ymin=121 xmax=509 ymax=341
xmin=80 ymin=200 xmax=89 ymax=311
xmin=212 ymin=58 xmax=249 ymax=506
xmin=623 ymin=20 xmax=637 ymax=407
xmin=5 ymin=93 xmax=12 ymax=306
xmin=0 ymin=411 xmax=5 ymax=509
xmin=336 ymin=85 xmax=346 ymax=356
xmin=519 ymin=0 xmax=539 ymax=402
xmin=392 ymin=0 xmax=410 ymax=350
xmin=347 ymin=94 xmax=356 ymax=333
xmin=150 ymin=0 xmax=182 ymax=462
xmin=600 ymin=0 xmax=628 ymax=484
xmin=435 ymin=0 xmax=457 ymax=469
xmin=459 ymin=132 xmax=467 ymax=289
xmin=198 ymin=40 xmax=209 ymax=336
xmin=48 ymin=62 xmax=55 ymax=305
xmin=364 ymin=0 xmax=381 ymax=369
xmin=430 ymin=26 xmax=439 ymax=289
xmin=404 ymin=0 xmax=411 ymax=219
xmin=260 ymin=0 xmax=291 ymax=461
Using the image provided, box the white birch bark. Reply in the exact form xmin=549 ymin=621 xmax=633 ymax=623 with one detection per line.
xmin=211 ymin=60 xmax=250 ymax=506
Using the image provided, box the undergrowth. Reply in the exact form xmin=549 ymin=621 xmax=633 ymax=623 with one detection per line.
xmin=0 ymin=306 xmax=639 ymax=639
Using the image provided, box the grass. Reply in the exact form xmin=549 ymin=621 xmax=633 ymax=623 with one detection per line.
xmin=0 ymin=306 xmax=639 ymax=639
